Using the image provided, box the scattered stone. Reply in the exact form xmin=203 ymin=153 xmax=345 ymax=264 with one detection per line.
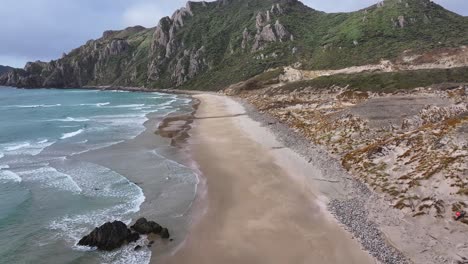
xmin=134 ymin=245 xmax=142 ymax=251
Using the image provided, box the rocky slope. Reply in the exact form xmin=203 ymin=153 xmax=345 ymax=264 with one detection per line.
xmin=227 ymin=68 xmax=468 ymax=263
xmin=1 ymin=0 xmax=468 ymax=90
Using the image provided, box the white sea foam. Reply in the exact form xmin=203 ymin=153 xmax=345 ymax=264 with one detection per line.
xmin=103 ymin=90 xmax=129 ymax=93
xmin=102 ymin=238 xmax=151 ymax=264
xmin=61 ymin=129 xmax=84 ymax=140
xmin=78 ymin=102 xmax=110 ymax=107
xmin=5 ymin=142 xmax=31 ymax=151
xmin=10 ymin=104 xmax=62 ymax=108
xmin=69 ymin=140 xmax=125 ymax=156
xmin=158 ymin=99 xmax=177 ymax=107
xmin=0 ymin=164 xmax=9 ymax=169
xmin=48 ymin=162 xmax=146 ymax=255
xmin=17 ymin=166 xmax=82 ymax=193
xmin=1 ymin=140 xmax=54 ymax=156
xmin=107 ymin=104 xmax=145 ymax=108
xmin=0 ymin=170 xmax=22 ymax=183
xmin=54 ymin=117 xmax=90 ymax=122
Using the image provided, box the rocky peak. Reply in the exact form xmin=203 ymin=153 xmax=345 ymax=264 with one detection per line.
xmin=102 ymin=30 xmax=117 ymax=39
xmin=274 ymin=20 xmax=292 ymax=41
xmin=153 ymin=17 xmax=173 ymax=49
xmin=256 ymin=11 xmax=269 ymax=30
xmin=251 ymin=16 xmax=293 ymax=52
xmin=171 ymin=6 xmax=192 ymax=29
xmin=270 ymin=3 xmax=284 ymax=15
xmin=24 ymin=61 xmax=47 ymax=75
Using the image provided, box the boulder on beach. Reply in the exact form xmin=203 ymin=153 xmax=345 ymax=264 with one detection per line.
xmin=131 ymin=218 xmax=163 ymax=235
xmin=77 ymin=221 xmax=140 ymax=251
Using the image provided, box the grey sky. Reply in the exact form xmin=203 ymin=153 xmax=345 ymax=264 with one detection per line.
xmin=0 ymin=0 xmax=467 ymax=68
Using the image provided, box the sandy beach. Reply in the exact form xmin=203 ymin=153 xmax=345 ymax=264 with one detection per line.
xmin=159 ymin=94 xmax=375 ymax=264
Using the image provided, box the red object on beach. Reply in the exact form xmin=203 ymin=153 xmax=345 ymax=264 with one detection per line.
xmin=455 ymin=211 xmax=466 ymax=221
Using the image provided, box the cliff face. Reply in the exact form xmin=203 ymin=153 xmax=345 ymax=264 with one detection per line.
xmin=1 ymin=0 xmax=468 ymax=90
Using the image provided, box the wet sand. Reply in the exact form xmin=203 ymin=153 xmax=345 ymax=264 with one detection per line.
xmin=159 ymin=94 xmax=375 ymax=264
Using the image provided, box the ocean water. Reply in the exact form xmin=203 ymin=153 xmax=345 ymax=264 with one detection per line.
xmin=0 ymin=87 xmax=196 ymax=264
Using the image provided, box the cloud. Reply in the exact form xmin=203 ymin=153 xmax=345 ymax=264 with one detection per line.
xmin=123 ymin=2 xmax=163 ymax=28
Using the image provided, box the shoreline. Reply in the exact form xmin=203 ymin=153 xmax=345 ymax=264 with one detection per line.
xmin=159 ymin=94 xmax=378 ymax=264
xmin=73 ymin=93 xmax=202 ymax=263
xmin=2 ymin=84 xmax=411 ymax=262
xmin=236 ymin=98 xmax=409 ymax=263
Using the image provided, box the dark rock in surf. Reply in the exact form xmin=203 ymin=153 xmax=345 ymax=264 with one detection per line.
xmin=77 ymin=221 xmax=140 ymax=251
xmin=131 ymin=218 xmax=163 ymax=235
xmin=128 ymin=232 xmax=141 ymax=243
xmin=161 ymin=228 xmax=170 ymax=239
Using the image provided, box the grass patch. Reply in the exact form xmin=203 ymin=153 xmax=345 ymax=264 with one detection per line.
xmin=278 ymin=67 xmax=468 ymax=93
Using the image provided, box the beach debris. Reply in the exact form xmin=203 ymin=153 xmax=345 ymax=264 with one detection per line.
xmin=77 ymin=221 xmax=140 ymax=251
xmin=455 ymin=211 xmax=466 ymax=221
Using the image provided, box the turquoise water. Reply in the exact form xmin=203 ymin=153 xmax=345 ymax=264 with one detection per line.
xmin=0 ymin=87 xmax=193 ymax=264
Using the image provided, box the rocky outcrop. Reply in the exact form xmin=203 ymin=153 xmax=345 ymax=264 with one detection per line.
xmin=172 ymin=46 xmax=208 ymax=86
xmin=130 ymin=218 xmax=163 ymax=235
xmin=274 ymin=20 xmax=292 ymax=41
xmin=101 ymin=40 xmax=129 ymax=58
xmin=252 ymin=19 xmax=293 ymax=52
xmin=131 ymin=218 xmax=171 ymax=239
xmin=241 ymin=28 xmax=251 ymax=49
xmin=248 ymin=3 xmax=294 ymax=52
xmin=78 ymin=218 xmax=170 ymax=251
xmin=78 ymin=221 xmax=140 ymax=251
xmin=148 ymin=4 xmax=196 ymax=82
xmin=271 ymin=3 xmax=284 ymax=15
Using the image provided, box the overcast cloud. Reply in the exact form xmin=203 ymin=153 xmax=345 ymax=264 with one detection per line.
xmin=0 ymin=0 xmax=466 ymax=68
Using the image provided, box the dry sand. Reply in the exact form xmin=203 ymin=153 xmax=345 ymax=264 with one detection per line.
xmin=159 ymin=94 xmax=375 ymax=264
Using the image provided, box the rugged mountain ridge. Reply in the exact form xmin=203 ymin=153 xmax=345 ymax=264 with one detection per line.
xmin=0 ymin=65 xmax=14 ymax=75
xmin=1 ymin=0 xmax=468 ymax=90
